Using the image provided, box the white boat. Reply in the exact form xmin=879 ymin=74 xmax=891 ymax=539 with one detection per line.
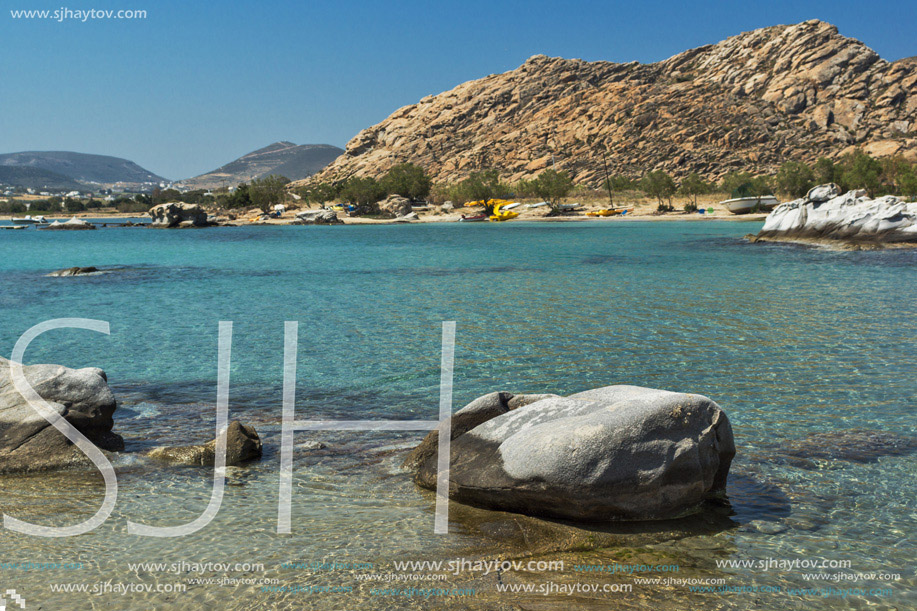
xmin=11 ymin=215 xmax=48 ymax=225
xmin=721 ymin=196 xmax=779 ymax=215
xmin=501 ymin=202 xmax=521 ymax=210
xmin=526 ymin=202 xmax=549 ymax=208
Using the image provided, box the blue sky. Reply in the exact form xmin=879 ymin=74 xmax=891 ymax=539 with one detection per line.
xmin=2 ymin=0 xmax=914 ymax=180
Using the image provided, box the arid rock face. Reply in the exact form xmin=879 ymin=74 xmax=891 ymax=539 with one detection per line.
xmin=295 ymin=20 xmax=916 ymax=188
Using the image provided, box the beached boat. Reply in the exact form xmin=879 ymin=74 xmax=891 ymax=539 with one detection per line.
xmin=489 ymin=203 xmax=520 ymax=222
xmin=526 ymin=202 xmax=549 ymax=208
xmin=721 ymin=196 xmax=779 ymax=214
xmin=11 ymin=215 xmax=48 ymax=225
xmin=459 ymin=213 xmax=487 ymax=222
xmin=586 ymin=208 xmax=633 ymax=217
xmin=466 ymin=199 xmax=512 ymax=213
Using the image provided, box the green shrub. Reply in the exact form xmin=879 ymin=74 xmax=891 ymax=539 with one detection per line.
xmin=640 ymin=170 xmax=676 ymax=206
xmin=532 ymin=169 xmax=574 ymax=214
xmin=775 ymin=161 xmax=815 ymax=198
xmin=380 ymin=163 xmax=431 ymax=200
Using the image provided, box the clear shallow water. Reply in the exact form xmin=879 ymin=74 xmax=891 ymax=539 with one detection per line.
xmin=0 ymin=221 xmax=915 ymax=610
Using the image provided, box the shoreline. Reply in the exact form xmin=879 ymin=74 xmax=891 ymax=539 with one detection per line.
xmin=0 ymin=211 xmax=769 ymax=225
xmin=245 ymin=210 xmax=769 ymax=226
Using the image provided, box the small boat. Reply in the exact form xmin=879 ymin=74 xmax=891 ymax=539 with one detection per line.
xmin=459 ymin=213 xmax=487 ymax=222
xmin=587 ymin=207 xmax=633 ymax=217
xmin=557 ymin=203 xmax=583 ymax=211
xmin=11 ymin=215 xmax=48 ymax=225
xmin=489 ymin=211 xmax=519 ymax=222
xmin=489 ymin=203 xmax=520 ymax=222
xmin=721 ymin=196 xmax=779 ymax=215
xmin=501 ymin=202 xmax=522 ymax=210
xmin=1 ymin=225 xmax=28 ymax=230
xmin=526 ymin=202 xmax=549 ymax=209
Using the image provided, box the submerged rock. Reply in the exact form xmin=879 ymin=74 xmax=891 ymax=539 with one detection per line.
xmin=408 ymin=385 xmax=735 ymax=521
xmin=46 ymin=266 xmax=100 ymax=277
xmin=147 ymin=421 xmax=262 ymax=466
xmin=149 ymin=202 xmax=210 ymax=228
xmin=294 ymin=209 xmax=343 ymax=225
xmin=0 ymin=357 xmax=123 ymax=474
xmin=782 ymin=429 xmax=917 ymax=463
xmin=757 ymin=184 xmax=917 ymax=245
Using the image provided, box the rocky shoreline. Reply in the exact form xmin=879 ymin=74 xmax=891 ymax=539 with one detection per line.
xmin=754 ymin=183 xmax=917 ymax=247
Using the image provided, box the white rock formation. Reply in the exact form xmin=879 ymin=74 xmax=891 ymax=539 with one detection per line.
xmin=759 ymin=185 xmax=917 ymax=244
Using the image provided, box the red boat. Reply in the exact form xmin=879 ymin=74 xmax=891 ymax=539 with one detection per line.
xmin=459 ymin=213 xmax=488 ymax=222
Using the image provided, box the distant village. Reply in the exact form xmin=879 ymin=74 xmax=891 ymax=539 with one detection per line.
xmin=0 ymin=179 xmax=225 ymax=214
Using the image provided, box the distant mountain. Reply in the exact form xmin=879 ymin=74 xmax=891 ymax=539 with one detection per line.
xmin=180 ymin=142 xmax=343 ymax=189
xmin=0 ymin=151 xmax=167 ymax=185
xmin=0 ymin=166 xmax=83 ymax=191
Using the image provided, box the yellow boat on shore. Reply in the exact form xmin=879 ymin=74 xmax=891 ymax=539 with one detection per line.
xmin=489 ymin=202 xmax=520 ymax=222
xmin=586 ymin=208 xmax=633 ymax=217
xmin=467 ymin=198 xmax=515 ymax=208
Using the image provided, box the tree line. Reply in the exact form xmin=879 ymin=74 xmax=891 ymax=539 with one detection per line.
xmin=7 ymin=148 xmax=911 ymax=218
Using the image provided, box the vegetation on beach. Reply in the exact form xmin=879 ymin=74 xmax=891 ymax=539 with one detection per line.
xmin=4 ymin=148 xmax=916 ymax=219
xmin=248 ymin=175 xmax=291 ymax=213
xmin=531 ymin=169 xmax=574 ymax=214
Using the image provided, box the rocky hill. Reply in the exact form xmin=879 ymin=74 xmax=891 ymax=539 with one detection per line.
xmin=180 ymin=141 xmax=342 ymax=189
xmin=296 ymin=20 xmax=916 ymax=188
xmin=0 ymin=151 xmax=167 ymax=186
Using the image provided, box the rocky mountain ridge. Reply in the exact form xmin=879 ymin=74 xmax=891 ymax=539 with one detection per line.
xmin=296 ymin=20 xmax=916 ymax=188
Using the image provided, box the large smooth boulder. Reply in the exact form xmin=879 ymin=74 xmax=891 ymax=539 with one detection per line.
xmin=377 ymin=195 xmax=412 ymax=218
xmin=294 ymin=209 xmax=343 ymax=225
xmin=149 ymin=202 xmax=210 ymax=228
xmin=402 ymin=392 xmax=557 ymax=473
xmin=147 ymin=421 xmax=262 ymax=466
xmin=0 ymin=357 xmax=123 ymax=474
xmin=758 ymin=185 xmax=917 ymax=244
xmin=409 ymin=385 xmax=735 ymax=521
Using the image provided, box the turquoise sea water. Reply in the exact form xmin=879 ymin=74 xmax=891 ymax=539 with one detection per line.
xmin=0 ymin=221 xmax=915 ymax=610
